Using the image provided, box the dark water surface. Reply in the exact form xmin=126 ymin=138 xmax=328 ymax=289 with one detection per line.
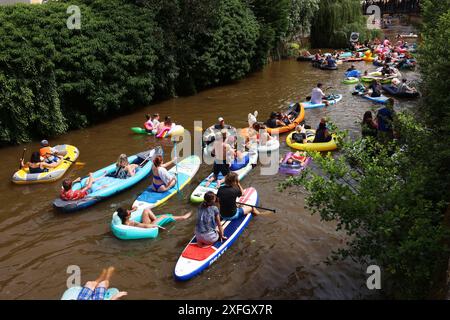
xmin=0 ymin=50 xmax=420 ymax=299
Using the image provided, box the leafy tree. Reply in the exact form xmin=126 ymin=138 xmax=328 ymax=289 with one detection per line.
xmin=287 ymin=0 xmax=320 ymax=38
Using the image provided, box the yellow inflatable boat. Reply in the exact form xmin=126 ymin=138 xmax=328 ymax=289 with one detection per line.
xmin=286 ymin=130 xmax=337 ymax=152
xmin=11 ymin=144 xmax=80 ymax=184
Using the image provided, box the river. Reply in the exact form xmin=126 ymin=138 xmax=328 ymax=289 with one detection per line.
xmin=0 ymin=44 xmax=420 ymax=299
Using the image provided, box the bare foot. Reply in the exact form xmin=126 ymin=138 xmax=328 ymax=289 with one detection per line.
xmin=111 ymin=291 xmax=128 ymax=300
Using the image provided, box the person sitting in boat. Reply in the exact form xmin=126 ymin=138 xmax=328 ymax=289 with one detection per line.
xmin=217 ymin=172 xmax=260 ymax=221
xmin=361 ymin=111 xmax=378 ymax=138
xmin=313 ymin=120 xmax=332 ymax=143
xmin=20 ymin=151 xmax=62 ymax=174
xmin=310 ymin=83 xmax=330 ymax=106
xmin=39 ymin=140 xmax=66 ymax=163
xmin=194 ymin=191 xmax=226 ymax=247
xmin=205 ymin=131 xmax=234 ymax=188
xmin=314 ymin=50 xmax=323 ymax=61
xmin=397 ymin=79 xmax=417 ymax=94
xmin=368 ymin=80 xmax=382 ymax=98
xmin=325 ymin=55 xmax=336 ymax=68
xmin=214 ymin=117 xmax=232 ymax=131
xmin=117 ymin=206 xmax=192 ymax=229
xmin=156 ymin=116 xmax=174 ymax=136
xmin=346 ymin=65 xmax=356 ymax=73
xmin=265 ymin=112 xmax=285 ymax=128
xmin=60 ymin=172 xmax=106 ymax=201
xmin=144 ymin=114 xmax=154 ymax=132
xmin=150 ymin=155 xmax=177 ymax=192
xmin=76 ymin=267 xmax=127 ymax=301
xmin=113 ymin=154 xmax=139 ymax=179
xmin=291 ymin=125 xmax=308 ymax=144
xmin=381 ymin=64 xmax=394 ymax=77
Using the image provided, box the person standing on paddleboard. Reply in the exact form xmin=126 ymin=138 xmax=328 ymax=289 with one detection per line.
xmin=216 ymin=172 xmax=260 ymax=220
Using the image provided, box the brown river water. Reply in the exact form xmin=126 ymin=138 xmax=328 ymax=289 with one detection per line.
xmin=0 ymin=51 xmax=420 ymax=299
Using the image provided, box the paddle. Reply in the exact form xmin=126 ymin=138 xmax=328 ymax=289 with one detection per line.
xmin=19 ymin=147 xmax=26 ymax=169
xmin=171 ymin=135 xmax=182 ymax=199
xmin=236 ymin=202 xmax=276 ymax=213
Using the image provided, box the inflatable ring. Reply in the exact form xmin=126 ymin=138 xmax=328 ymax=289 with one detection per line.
xmin=286 ymin=130 xmax=337 ymax=152
xmin=343 ymin=77 xmax=359 ymax=85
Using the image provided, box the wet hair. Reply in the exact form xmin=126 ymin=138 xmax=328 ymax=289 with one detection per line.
xmin=224 ymin=172 xmax=239 ymax=187
xmin=153 ymin=155 xmax=163 ymax=167
xmin=146 ymin=114 xmax=151 ymax=120
xmin=62 ymin=179 xmax=72 ymax=191
xmin=117 ymin=207 xmax=128 ymax=224
xmin=202 ymin=191 xmax=216 ymax=208
xmin=30 ymin=151 xmax=41 ymax=163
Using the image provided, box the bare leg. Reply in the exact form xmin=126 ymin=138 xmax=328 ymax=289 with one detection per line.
xmin=97 ymin=266 xmax=115 ymax=289
xmin=204 ymin=176 xmax=217 ymax=188
xmin=216 ymin=178 xmax=225 ymax=189
xmin=242 ymin=205 xmax=260 ymax=216
xmin=157 ymin=178 xmax=176 ymax=192
xmin=172 ymin=211 xmax=192 ymax=221
xmin=84 ymin=268 xmax=107 ymax=291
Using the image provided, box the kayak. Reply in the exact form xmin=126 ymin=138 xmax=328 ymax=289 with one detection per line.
xmin=53 ymin=149 xmax=156 ymax=213
xmin=382 ymin=85 xmax=420 ymax=98
xmin=111 ymin=211 xmax=176 ymax=240
xmin=343 ymin=77 xmax=359 ymax=85
xmin=286 ymin=130 xmax=337 ymax=152
xmin=131 ymin=127 xmax=156 ymax=135
xmin=190 ymin=152 xmax=256 ymax=204
xmin=12 ymin=145 xmax=79 ymax=185
xmin=278 ymin=152 xmax=311 ymax=176
xmin=132 ymin=155 xmax=201 ymax=210
xmin=355 ymin=92 xmax=390 ymax=104
xmin=301 ymin=94 xmax=343 ymax=109
xmin=175 ymin=187 xmax=258 ymax=281
xmin=266 ymin=102 xmax=305 ymax=135
xmin=61 ymin=286 xmax=119 ymax=300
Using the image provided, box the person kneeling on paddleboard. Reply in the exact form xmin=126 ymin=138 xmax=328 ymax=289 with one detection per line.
xmin=195 ymin=191 xmax=227 ymax=247
xmin=117 ymin=206 xmax=191 ymax=229
xmin=217 ymin=172 xmax=260 ymax=220
xmin=151 ymin=155 xmax=177 ymax=192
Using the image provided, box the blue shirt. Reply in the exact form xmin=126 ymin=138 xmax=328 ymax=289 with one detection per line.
xmin=377 ymin=107 xmax=393 ymax=132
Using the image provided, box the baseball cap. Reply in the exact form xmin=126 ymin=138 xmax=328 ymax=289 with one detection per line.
xmin=41 ymin=140 xmax=49 ymax=147
xmin=218 ymin=117 xmax=224 ymax=122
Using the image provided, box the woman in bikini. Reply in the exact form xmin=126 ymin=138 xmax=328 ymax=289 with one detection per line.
xmin=151 ymin=155 xmax=177 ymax=192
xmin=117 ymin=206 xmax=191 ymax=228
xmin=114 ymin=154 xmax=139 ymax=179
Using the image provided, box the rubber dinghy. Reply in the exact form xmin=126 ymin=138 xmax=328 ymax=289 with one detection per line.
xmin=53 ymin=149 xmax=155 ymax=213
xmin=382 ymin=85 xmax=420 ymax=98
xmin=190 ymin=152 xmax=256 ymax=204
xmin=132 ymin=155 xmax=201 ymax=210
xmin=301 ymin=94 xmax=342 ymax=109
xmin=12 ymin=144 xmax=79 ymax=184
xmin=175 ymin=187 xmax=259 ymax=281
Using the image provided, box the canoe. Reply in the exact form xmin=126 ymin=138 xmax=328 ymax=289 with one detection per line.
xmin=278 ymin=152 xmax=311 ymax=176
xmin=132 ymin=155 xmax=201 ymax=210
xmin=266 ymin=102 xmax=305 ymax=135
xmin=131 ymin=127 xmax=156 ymax=135
xmin=301 ymin=94 xmax=343 ymax=110
xmin=111 ymin=212 xmax=176 ymax=240
xmin=190 ymin=152 xmax=256 ymax=204
xmin=61 ymin=286 xmax=119 ymax=300
xmin=175 ymin=187 xmax=258 ymax=281
xmin=286 ymin=130 xmax=337 ymax=152
xmin=53 ymin=149 xmax=156 ymax=213
xmin=382 ymin=85 xmax=420 ymax=98
xmin=12 ymin=145 xmax=79 ymax=185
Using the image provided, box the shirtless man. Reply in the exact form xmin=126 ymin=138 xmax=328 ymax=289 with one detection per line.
xmin=205 ymin=131 xmax=234 ymax=188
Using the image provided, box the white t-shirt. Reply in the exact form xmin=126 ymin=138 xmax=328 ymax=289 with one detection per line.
xmin=155 ymin=166 xmax=173 ymax=185
xmin=311 ymin=87 xmax=325 ymax=104
xmin=152 ymin=119 xmax=160 ymax=129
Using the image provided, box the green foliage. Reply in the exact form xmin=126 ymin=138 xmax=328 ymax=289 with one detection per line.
xmin=310 ymin=0 xmax=370 ymax=48
xmin=0 ymin=0 xmax=262 ymax=144
xmin=287 ymin=0 xmax=320 ymax=37
xmin=279 ymin=114 xmax=450 ymax=298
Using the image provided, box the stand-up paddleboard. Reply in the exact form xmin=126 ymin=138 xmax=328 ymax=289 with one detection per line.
xmin=133 ymin=155 xmax=201 ymax=209
xmin=175 ymin=187 xmax=259 ymax=281
xmin=190 ymin=152 xmax=257 ymax=204
xmin=301 ymin=94 xmax=342 ymax=109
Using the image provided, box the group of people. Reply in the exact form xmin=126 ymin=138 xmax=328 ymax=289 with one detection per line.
xmin=361 ymin=98 xmax=396 ymax=142
xmin=291 ymin=118 xmax=332 ymax=144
